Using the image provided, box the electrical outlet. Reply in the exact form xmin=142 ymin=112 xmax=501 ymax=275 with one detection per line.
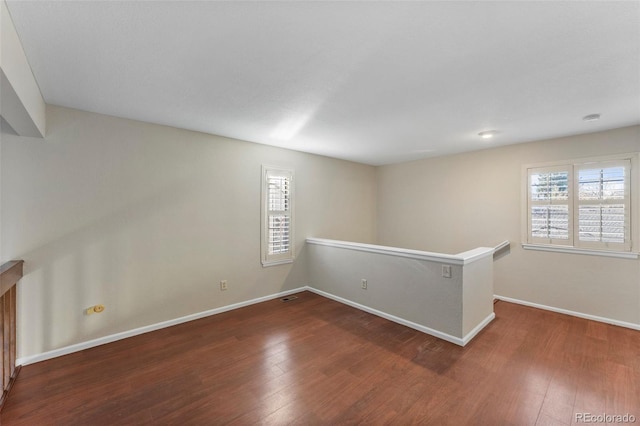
xmin=85 ymin=304 xmax=105 ymax=315
xmin=442 ymin=265 xmax=452 ymax=278
xmin=361 ymin=279 xmax=367 ymax=290
xmin=220 ymin=280 xmax=228 ymax=291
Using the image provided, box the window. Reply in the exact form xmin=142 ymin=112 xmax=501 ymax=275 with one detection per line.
xmin=261 ymin=166 xmax=294 ymax=266
xmin=576 ymin=160 xmax=629 ymax=249
xmin=524 ymin=154 xmax=637 ymax=257
xmin=528 ymin=166 xmax=571 ymax=244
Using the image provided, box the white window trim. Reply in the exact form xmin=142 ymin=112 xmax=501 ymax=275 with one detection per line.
xmin=261 ymin=165 xmax=295 ymax=267
xmin=521 ymin=243 xmax=639 ymax=259
xmin=521 ymin=153 xmax=640 ymax=259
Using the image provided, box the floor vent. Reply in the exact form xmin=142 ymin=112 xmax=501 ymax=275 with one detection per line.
xmin=281 ymin=296 xmax=298 ymax=302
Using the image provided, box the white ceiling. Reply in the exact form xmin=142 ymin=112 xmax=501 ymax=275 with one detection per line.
xmin=5 ymin=1 xmax=640 ymax=165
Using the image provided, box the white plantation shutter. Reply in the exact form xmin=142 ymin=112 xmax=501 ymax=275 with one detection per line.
xmin=526 ymin=156 xmax=634 ymax=254
xmin=262 ymin=167 xmax=294 ymax=266
xmin=575 ymin=160 xmax=630 ymax=250
xmin=528 ymin=166 xmax=572 ymax=245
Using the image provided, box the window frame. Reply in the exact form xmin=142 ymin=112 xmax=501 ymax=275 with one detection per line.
xmin=261 ymin=165 xmax=295 ymax=267
xmin=522 ymin=153 xmax=639 ymax=259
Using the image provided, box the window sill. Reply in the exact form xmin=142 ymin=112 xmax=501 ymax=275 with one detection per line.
xmin=261 ymin=259 xmax=294 ymax=267
xmin=522 ymin=243 xmax=639 ymax=259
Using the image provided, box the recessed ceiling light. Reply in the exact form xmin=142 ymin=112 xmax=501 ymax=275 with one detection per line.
xmin=478 ymin=130 xmax=498 ymax=139
xmin=583 ymin=113 xmax=601 ymax=122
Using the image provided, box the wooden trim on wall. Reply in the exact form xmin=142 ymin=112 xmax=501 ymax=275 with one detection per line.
xmin=0 ymin=261 xmax=23 ymax=297
xmin=0 ymin=260 xmax=24 ymax=412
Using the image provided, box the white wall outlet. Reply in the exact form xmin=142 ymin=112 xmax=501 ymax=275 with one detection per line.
xmin=361 ymin=279 xmax=367 ymax=289
xmin=442 ymin=265 xmax=452 ymax=278
xmin=220 ymin=280 xmax=228 ymax=291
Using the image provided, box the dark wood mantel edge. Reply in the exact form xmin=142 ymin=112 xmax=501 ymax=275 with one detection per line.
xmin=0 ymin=365 xmax=21 ymax=412
xmin=0 ymin=260 xmax=24 ymax=297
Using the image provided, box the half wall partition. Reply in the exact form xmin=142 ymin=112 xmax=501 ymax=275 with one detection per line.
xmin=306 ymin=238 xmax=499 ymax=346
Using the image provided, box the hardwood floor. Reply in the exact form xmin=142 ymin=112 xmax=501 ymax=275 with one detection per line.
xmin=2 ymin=291 xmax=638 ymax=425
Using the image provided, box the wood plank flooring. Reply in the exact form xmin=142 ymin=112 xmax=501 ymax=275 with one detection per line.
xmin=1 ymin=291 xmax=639 ymax=425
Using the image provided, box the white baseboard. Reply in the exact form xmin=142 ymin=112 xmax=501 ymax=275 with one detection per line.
xmin=462 ymin=312 xmax=496 ymax=345
xmin=19 ymin=285 xmax=501 ymax=366
xmin=306 ymin=287 xmax=476 ymax=346
xmin=494 ymin=294 xmax=640 ymax=331
xmin=21 ymin=289 xmax=637 ymax=367
xmin=17 ymin=287 xmax=307 ymax=366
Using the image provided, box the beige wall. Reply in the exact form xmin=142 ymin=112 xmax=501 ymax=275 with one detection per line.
xmin=0 ymin=121 xmax=2 ymax=264
xmin=3 ymin=102 xmax=638 ymax=360
xmin=306 ymin=239 xmax=495 ymax=344
xmin=377 ymin=126 xmax=640 ymax=325
xmin=1 ymin=105 xmax=377 ymax=358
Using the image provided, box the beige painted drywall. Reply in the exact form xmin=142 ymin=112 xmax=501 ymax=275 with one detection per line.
xmin=461 ymin=257 xmax=493 ymax=336
xmin=306 ymin=240 xmax=495 ymax=343
xmin=0 ymin=122 xmax=2 ymax=264
xmin=377 ymin=125 xmax=640 ymax=325
xmin=3 ymin=102 xmax=638 ymax=360
xmin=307 ymin=242 xmax=465 ymax=338
xmin=1 ymin=105 xmax=377 ymax=358
xmin=0 ymin=1 xmax=45 ymax=137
